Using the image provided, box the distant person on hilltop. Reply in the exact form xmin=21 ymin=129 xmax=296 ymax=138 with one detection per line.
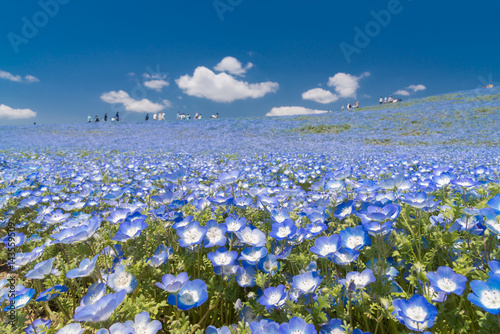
xmin=384 ymin=97 xmax=387 ymax=104
xmin=116 ymin=112 xmax=120 ymax=121
xmin=210 ymin=113 xmax=219 ymax=119
xmin=153 ymin=113 xmax=157 ymax=121
xmin=104 ymin=113 xmax=108 ymax=121
xmin=177 ymin=111 xmax=181 ymax=119
xmin=379 ymin=97 xmax=383 ymax=104
xmin=87 ymin=115 xmax=92 ymax=123
xmin=341 ymin=105 xmax=344 ymax=111
xmin=388 ymin=95 xmax=394 ymax=103
xmin=95 ymin=115 xmax=99 ymax=122
xmin=145 ymin=114 xmax=149 ymax=121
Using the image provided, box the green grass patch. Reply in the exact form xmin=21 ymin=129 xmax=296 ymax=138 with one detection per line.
xmin=290 ymin=123 xmax=351 ymax=134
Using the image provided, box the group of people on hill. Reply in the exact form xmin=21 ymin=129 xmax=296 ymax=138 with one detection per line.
xmin=87 ymin=112 xmax=119 ymax=122
xmin=145 ymin=113 xmax=166 ymax=121
xmin=379 ymin=96 xmax=402 ymax=104
xmin=176 ymin=112 xmax=219 ymax=120
xmin=341 ymin=101 xmax=360 ymax=111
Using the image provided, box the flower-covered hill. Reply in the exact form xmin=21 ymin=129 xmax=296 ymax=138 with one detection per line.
xmin=0 ymin=87 xmax=499 ymax=156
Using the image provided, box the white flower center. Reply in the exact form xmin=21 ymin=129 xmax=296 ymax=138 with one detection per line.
xmin=319 ymin=244 xmax=337 ymax=256
xmin=206 ymin=227 xmax=222 ymax=242
xmin=405 ymin=306 xmax=427 ymax=322
xmin=346 ymin=236 xmax=363 ymax=249
xmin=115 ymin=272 xmax=132 ymax=288
xmin=277 ymin=227 xmax=290 ymax=238
xmin=180 ymin=290 xmax=198 ymax=305
xmin=214 ymin=253 xmax=231 ymax=265
xmin=437 ymin=278 xmax=457 ymax=292
xmin=267 ymin=292 xmax=281 ymax=305
xmin=481 ymin=289 xmax=500 ymax=309
xmin=298 ymin=279 xmax=315 ymax=292
xmin=184 ymin=229 xmax=202 ymax=243
xmin=127 ymin=227 xmax=140 ymax=236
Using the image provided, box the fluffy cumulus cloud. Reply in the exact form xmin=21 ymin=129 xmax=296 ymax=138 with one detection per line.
xmin=266 ymin=106 xmax=329 ymax=117
xmin=176 ymin=66 xmax=279 ymax=103
xmin=214 ymin=56 xmax=253 ymax=76
xmin=143 ymin=72 xmax=169 ymax=92
xmin=0 ymin=69 xmax=39 ymax=83
xmin=100 ymin=90 xmax=167 ymax=113
xmin=302 ymin=88 xmax=339 ymax=104
xmin=0 ymin=104 xmax=37 ymax=119
xmin=327 ymin=72 xmax=370 ymax=98
xmin=394 ymin=84 xmax=426 ymax=96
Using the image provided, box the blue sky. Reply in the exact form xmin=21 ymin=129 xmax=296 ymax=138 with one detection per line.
xmin=1 ymin=0 xmax=499 ymax=124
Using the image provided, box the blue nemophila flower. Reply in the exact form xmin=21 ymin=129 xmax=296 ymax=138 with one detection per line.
xmin=334 ymin=200 xmax=355 ymax=220
xmin=74 ymin=289 xmax=127 ymax=322
xmin=50 ymin=217 xmax=101 ymax=244
xmin=236 ymin=226 xmax=267 ymax=247
xmin=339 ymin=269 xmax=376 ymax=290
xmin=310 ymin=235 xmax=341 ymax=258
xmin=236 ymin=266 xmax=256 ymax=287
xmin=330 ymin=248 xmax=360 ymax=265
xmin=279 ymin=316 xmax=317 ymax=334
xmin=56 ymin=323 xmax=84 ymax=334
xmin=81 ymin=282 xmax=107 ymax=306
xmin=270 ymin=219 xmax=297 ymax=241
xmin=239 ymin=246 xmax=268 ymax=266
xmin=234 ymin=196 xmax=253 ymax=208
xmin=107 ymin=265 xmax=138 ymax=294
xmin=468 ymin=274 xmax=500 ymax=314
xmin=305 ymin=221 xmax=327 ymax=237
xmin=25 ymin=257 xmax=55 ymax=280
xmin=426 ymin=266 xmax=467 ymax=296
xmin=225 ymin=216 xmax=247 ymax=233
xmin=319 ymin=319 xmax=344 ymax=334
xmin=487 ymin=194 xmax=500 ymax=214
xmin=147 ymin=244 xmax=174 ymax=267
xmin=361 ymin=220 xmax=394 ymax=236
xmin=112 ymin=219 xmax=148 ymax=242
xmin=156 ymin=272 xmax=189 ymax=293
xmin=204 ymin=220 xmax=227 ymax=248
xmin=357 ymin=203 xmax=400 ymax=221
xmin=431 ymin=172 xmax=456 ymax=188
xmin=258 ymin=284 xmax=288 ymax=310
xmin=207 ymin=247 xmax=238 ymax=267
xmin=151 ymin=190 xmax=178 ymax=206
xmin=25 ymin=318 xmax=51 ymax=334
xmin=167 ymin=279 xmax=208 ymax=310
xmin=44 ymin=209 xmax=70 ymax=225
xmin=35 ymin=285 xmax=68 ymax=302
xmin=206 ymin=325 xmax=231 ymax=334
xmin=250 ymin=319 xmax=279 ymax=334
xmin=489 ymin=260 xmax=500 ymax=277
xmin=392 ymin=294 xmax=438 ymax=332
xmin=451 ymin=177 xmax=480 ymax=188
xmin=107 ymin=209 xmax=131 ymax=224
xmin=123 ymin=311 xmax=162 ymax=334
xmin=339 ymin=225 xmax=371 ymax=250
xmin=96 ymin=323 xmax=134 ymax=334
xmin=177 ymin=221 xmax=207 ymax=248
xmin=3 ymin=288 xmax=35 ymax=311
xmin=270 ymin=209 xmax=290 ymax=223
xmin=481 ymin=208 xmax=500 ymax=235
xmin=2 ymin=231 xmax=25 ymax=249
xmin=257 ymin=254 xmax=280 ymax=276
xmin=292 ymin=271 xmax=322 ymax=294
xmin=66 ymin=254 xmax=99 ymax=279
xmin=218 ymin=170 xmax=241 ymax=185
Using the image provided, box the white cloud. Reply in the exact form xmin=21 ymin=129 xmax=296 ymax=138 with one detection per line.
xmin=266 ymin=106 xmax=329 ymax=117
xmin=176 ymin=66 xmax=278 ymax=103
xmin=394 ymin=84 xmax=426 ymax=96
xmin=100 ymin=90 xmax=167 ymax=113
xmin=0 ymin=104 xmax=36 ymax=119
xmin=142 ymin=72 xmax=169 ymax=92
xmin=214 ymin=56 xmax=253 ymax=76
xmin=0 ymin=70 xmax=39 ymax=83
xmin=327 ymin=72 xmax=370 ymax=98
xmin=394 ymin=89 xmax=410 ymax=96
xmin=302 ymin=88 xmax=339 ymax=104
xmin=407 ymin=84 xmax=426 ymax=92
xmin=162 ymin=99 xmax=172 ymax=108
xmin=144 ymin=79 xmax=169 ymax=92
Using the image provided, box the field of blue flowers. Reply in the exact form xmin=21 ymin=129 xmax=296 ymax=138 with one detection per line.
xmin=1 ymin=88 xmax=500 ymax=334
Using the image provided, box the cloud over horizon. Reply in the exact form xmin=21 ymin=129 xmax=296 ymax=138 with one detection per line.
xmin=176 ymin=65 xmax=279 ymax=103
xmin=0 ymin=104 xmax=37 ymax=119
xmin=302 ymin=88 xmax=339 ymax=104
xmin=143 ymin=72 xmax=169 ymax=92
xmin=266 ymin=106 xmax=329 ymax=117
xmin=0 ymin=69 xmax=39 ymax=83
xmin=327 ymin=72 xmax=370 ymax=98
xmin=100 ymin=90 xmax=168 ymax=113
xmin=394 ymin=84 xmax=427 ymax=96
